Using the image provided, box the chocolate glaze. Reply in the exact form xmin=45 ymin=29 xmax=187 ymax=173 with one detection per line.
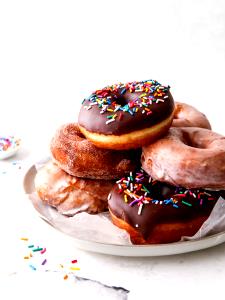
xmin=108 ymin=175 xmax=224 ymax=240
xmin=78 ymin=81 xmax=175 ymax=135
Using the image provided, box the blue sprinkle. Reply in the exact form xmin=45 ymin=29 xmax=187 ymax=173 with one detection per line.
xmin=164 ymin=199 xmax=173 ymax=205
xmin=152 ymin=200 xmax=159 ymax=204
xmin=128 ymin=110 xmax=134 ymax=115
xmin=121 ymin=88 xmax=126 ymax=95
xmin=122 ymin=104 xmax=129 ymax=112
xmin=29 ymin=264 xmax=36 ymax=271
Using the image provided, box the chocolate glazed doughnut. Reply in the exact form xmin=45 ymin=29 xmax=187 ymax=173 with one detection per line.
xmin=108 ymin=170 xmax=222 ymax=244
xmin=173 ymin=102 xmax=211 ymax=129
xmin=142 ymin=127 xmax=225 ymax=189
xmin=50 ymin=123 xmax=140 ymax=179
xmin=78 ymin=80 xmax=175 ymax=150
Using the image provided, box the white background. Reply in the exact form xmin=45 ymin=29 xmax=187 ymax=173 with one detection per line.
xmin=1 ymin=0 xmax=225 ymax=148
xmin=1 ymin=1 xmax=225 ymax=299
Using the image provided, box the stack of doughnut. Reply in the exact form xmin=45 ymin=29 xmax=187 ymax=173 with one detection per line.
xmin=35 ymin=123 xmax=140 ymax=216
xmin=35 ymin=79 xmax=225 ymax=244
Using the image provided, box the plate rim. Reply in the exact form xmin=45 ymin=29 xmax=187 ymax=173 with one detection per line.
xmin=23 ymin=162 xmax=225 ymax=256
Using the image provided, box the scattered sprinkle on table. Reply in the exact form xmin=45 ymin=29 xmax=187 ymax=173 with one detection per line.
xmin=20 ymin=237 xmax=80 ymax=280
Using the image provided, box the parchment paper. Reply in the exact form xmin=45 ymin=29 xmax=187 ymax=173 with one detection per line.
xmin=27 ymin=159 xmax=225 ymax=245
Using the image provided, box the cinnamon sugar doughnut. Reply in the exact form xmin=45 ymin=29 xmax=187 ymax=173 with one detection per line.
xmin=50 ymin=123 xmax=140 ymax=180
xmin=142 ymin=127 xmax=225 ymax=189
xmin=173 ymin=102 xmax=211 ymax=129
xmin=108 ymin=170 xmax=221 ymax=244
xmin=78 ymin=80 xmax=175 ymax=150
xmin=35 ymin=161 xmax=114 ymax=216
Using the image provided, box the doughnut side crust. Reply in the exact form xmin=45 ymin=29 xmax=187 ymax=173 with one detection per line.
xmin=109 ymin=208 xmax=209 ymax=244
xmin=79 ymin=114 xmax=174 ymax=150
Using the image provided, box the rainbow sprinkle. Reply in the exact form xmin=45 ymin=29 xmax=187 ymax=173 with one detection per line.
xmin=20 ymin=238 xmax=80 ymax=280
xmin=0 ymin=136 xmax=20 ymax=152
xmin=82 ymin=80 xmax=170 ymax=124
xmin=116 ymin=169 xmax=218 ymax=215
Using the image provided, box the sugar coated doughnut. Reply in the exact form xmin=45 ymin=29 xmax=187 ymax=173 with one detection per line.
xmin=50 ymin=123 xmax=140 ymax=180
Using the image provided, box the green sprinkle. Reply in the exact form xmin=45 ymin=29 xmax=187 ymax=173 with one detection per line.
xmin=28 ymin=245 xmax=34 ymax=248
xmin=32 ymin=248 xmax=43 ymax=252
xmin=182 ymin=201 xmax=192 ymax=207
xmin=143 ymin=185 xmax=150 ymax=193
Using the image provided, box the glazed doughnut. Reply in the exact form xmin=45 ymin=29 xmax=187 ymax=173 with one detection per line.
xmin=108 ymin=169 xmax=222 ymax=244
xmin=50 ymin=123 xmax=140 ymax=180
xmin=142 ymin=127 xmax=225 ymax=189
xmin=35 ymin=161 xmax=114 ymax=216
xmin=173 ymin=102 xmax=211 ymax=129
xmin=78 ymin=80 xmax=175 ymax=150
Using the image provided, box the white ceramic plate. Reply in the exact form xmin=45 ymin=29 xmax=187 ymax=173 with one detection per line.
xmin=23 ymin=164 xmax=225 ymax=257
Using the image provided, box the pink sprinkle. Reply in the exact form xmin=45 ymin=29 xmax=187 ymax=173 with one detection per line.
xmin=71 ymin=260 xmax=78 ymax=264
xmin=119 ymin=113 xmax=123 ymax=120
xmin=40 ymin=248 xmax=46 ymax=254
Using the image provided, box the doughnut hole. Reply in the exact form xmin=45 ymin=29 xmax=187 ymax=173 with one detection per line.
xmin=182 ymin=130 xmax=207 ymax=149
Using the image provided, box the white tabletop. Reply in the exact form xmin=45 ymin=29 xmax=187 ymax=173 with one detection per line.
xmin=1 ymin=0 xmax=225 ymax=299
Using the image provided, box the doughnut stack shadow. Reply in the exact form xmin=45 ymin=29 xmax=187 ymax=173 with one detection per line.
xmin=35 ymin=80 xmax=225 ymax=244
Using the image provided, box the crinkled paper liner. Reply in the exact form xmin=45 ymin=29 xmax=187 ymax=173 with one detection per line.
xmin=28 ymin=158 xmax=225 ymax=246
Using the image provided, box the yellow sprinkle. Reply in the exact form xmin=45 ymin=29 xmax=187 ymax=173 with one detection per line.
xmin=135 ymin=108 xmax=138 ymax=112
xmin=30 ymin=253 xmax=33 ymax=257
xmin=107 ymin=108 xmax=113 ymax=112
xmin=124 ymin=190 xmax=132 ymax=197
xmin=113 ymin=114 xmax=117 ymax=119
xmin=20 ymin=237 xmax=28 ymax=241
xmin=124 ymin=190 xmax=140 ymax=199
xmin=70 ymin=267 xmax=80 ymax=271
xmin=124 ymin=195 xmax=128 ymax=203
xmin=60 ymin=264 xmax=64 ymax=268
xmin=24 ymin=256 xmax=29 ymax=259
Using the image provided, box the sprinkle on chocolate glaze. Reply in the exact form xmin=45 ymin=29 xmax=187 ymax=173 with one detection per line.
xmin=78 ymin=80 xmax=175 ymax=135
xmin=108 ymin=169 xmax=223 ymax=239
xmin=115 ymin=169 xmax=218 ymax=211
xmin=83 ymin=80 xmax=170 ymax=122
